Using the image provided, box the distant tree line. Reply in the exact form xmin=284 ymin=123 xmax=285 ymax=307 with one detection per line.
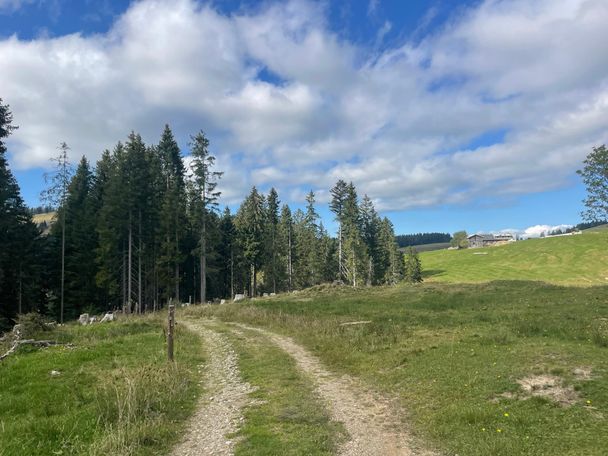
xmin=575 ymin=220 xmax=606 ymax=231
xmin=29 ymin=205 xmax=55 ymax=215
xmin=395 ymin=232 xmax=451 ymax=248
xmin=0 ymin=99 xmax=406 ymax=329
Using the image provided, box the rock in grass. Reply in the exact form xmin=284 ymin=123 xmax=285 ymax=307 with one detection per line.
xmin=78 ymin=314 xmax=89 ymax=325
xmin=100 ymin=312 xmax=114 ymax=323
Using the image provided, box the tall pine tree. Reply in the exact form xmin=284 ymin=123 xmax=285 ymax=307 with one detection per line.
xmin=190 ymin=131 xmax=222 ymax=304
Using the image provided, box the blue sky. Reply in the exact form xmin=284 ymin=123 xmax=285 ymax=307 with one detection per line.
xmin=2 ymin=0 xmax=606 ymax=236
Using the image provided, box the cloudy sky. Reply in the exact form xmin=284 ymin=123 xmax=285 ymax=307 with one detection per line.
xmin=1 ymin=0 xmax=606 ymax=235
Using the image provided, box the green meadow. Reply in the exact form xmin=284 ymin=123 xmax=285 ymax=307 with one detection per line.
xmin=2 ymin=231 xmax=607 ymax=455
xmin=0 ymin=316 xmax=203 ymax=456
xmin=421 ymin=231 xmax=608 ymax=286
xmin=197 ymin=231 xmax=608 ymax=455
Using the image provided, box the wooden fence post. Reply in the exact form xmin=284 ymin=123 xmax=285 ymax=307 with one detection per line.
xmin=167 ymin=303 xmax=175 ymax=362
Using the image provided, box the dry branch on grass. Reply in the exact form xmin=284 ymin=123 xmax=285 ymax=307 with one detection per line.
xmin=0 ymin=338 xmax=64 ymax=362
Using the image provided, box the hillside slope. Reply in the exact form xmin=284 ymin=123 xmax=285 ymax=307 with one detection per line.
xmin=421 ymin=231 xmax=608 ymax=286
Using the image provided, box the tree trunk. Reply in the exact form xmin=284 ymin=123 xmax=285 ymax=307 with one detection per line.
xmin=127 ymin=214 xmax=132 ymax=314
xmin=338 ymin=222 xmax=342 ymax=281
xmin=138 ymin=211 xmax=142 ymax=314
xmin=200 ymin=212 xmax=206 ymax=304
xmin=60 ymin=210 xmax=65 ymax=323
xmin=272 ymin=228 xmax=276 ymax=293
xmin=174 ymin=224 xmax=179 ymax=302
xmin=18 ymin=262 xmax=22 ymax=315
xmin=288 ymin=224 xmax=292 ymax=291
xmin=122 ymin=245 xmax=126 ymax=310
xmin=230 ymin=248 xmax=234 ymax=299
xmin=250 ymin=263 xmax=255 ymax=297
xmin=352 ymin=247 xmax=357 ymax=288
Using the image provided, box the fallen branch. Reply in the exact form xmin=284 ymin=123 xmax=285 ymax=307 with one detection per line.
xmin=339 ymin=320 xmax=372 ymax=326
xmin=0 ymin=339 xmax=63 ymax=362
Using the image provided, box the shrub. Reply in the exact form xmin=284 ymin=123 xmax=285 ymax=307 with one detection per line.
xmin=16 ymin=312 xmax=52 ymax=338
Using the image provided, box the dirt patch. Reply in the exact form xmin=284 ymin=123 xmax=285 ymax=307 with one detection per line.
xmin=233 ymin=323 xmax=435 ymax=456
xmin=172 ymin=322 xmax=256 ymax=456
xmin=516 ymin=375 xmax=579 ymax=406
xmin=572 ymin=366 xmax=593 ymax=381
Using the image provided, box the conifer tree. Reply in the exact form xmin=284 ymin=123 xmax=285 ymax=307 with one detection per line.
xmin=235 ymin=187 xmax=265 ymax=296
xmin=189 ymin=131 xmax=222 ymax=303
xmin=265 ymin=188 xmax=280 ymax=293
xmin=41 ymin=142 xmax=73 ymax=323
xmin=96 ymin=143 xmax=128 ymax=309
xmin=341 ymin=183 xmax=367 ymax=287
xmin=157 ymin=125 xmax=186 ymax=303
xmin=300 ymin=190 xmax=321 ymax=285
xmin=403 ymin=247 xmax=423 ymax=283
xmin=378 ymin=217 xmax=402 ymax=284
xmin=278 ymin=204 xmax=294 ymax=291
xmin=359 ymin=194 xmax=380 ymax=286
xmin=218 ymin=207 xmax=237 ymax=298
xmin=330 ymin=179 xmax=348 ymax=281
xmin=0 ymin=99 xmax=41 ymax=327
xmin=61 ymin=156 xmax=98 ymax=317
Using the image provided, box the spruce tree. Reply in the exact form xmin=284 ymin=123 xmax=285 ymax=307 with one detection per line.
xmin=301 ymin=190 xmax=322 ymax=285
xmin=266 ymin=188 xmax=280 ymax=293
xmin=0 ymin=99 xmax=41 ymax=326
xmin=378 ymin=217 xmax=403 ymax=284
xmin=278 ymin=204 xmax=294 ymax=291
xmin=403 ymin=247 xmax=423 ymax=283
xmin=157 ymin=125 xmax=186 ymax=303
xmin=189 ymin=131 xmax=222 ymax=303
xmin=341 ymin=183 xmax=367 ymax=287
xmin=61 ymin=156 xmax=98 ymax=317
xmin=235 ymin=187 xmax=265 ymax=296
xmin=41 ymin=142 xmax=73 ymax=323
xmin=330 ymin=179 xmax=348 ymax=281
xmin=359 ymin=195 xmax=380 ymax=286
xmin=218 ymin=207 xmax=237 ymax=298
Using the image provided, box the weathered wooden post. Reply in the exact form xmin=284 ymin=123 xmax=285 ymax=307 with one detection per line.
xmin=167 ymin=303 xmax=175 ymax=362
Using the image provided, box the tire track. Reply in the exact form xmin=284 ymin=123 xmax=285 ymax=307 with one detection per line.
xmin=172 ymin=322 xmax=255 ymax=456
xmin=232 ymin=323 xmax=435 ymax=456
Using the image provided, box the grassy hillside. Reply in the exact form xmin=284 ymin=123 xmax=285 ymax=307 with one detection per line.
xmin=421 ymin=231 xmax=608 ymax=286
xmin=32 ymin=211 xmax=56 ymax=225
xmin=0 ymin=315 xmax=203 ymax=456
xmin=198 ymin=282 xmax=608 ymax=456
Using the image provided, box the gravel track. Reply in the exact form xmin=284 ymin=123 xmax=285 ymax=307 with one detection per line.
xmin=171 ymin=322 xmax=255 ymax=456
xmin=233 ymin=322 xmax=435 ymax=456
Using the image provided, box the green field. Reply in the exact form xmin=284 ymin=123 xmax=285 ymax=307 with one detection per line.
xmin=2 ymin=231 xmax=607 ymax=455
xmin=0 ymin=315 xmax=203 ymax=456
xmin=200 ymin=281 xmax=608 ymax=456
xmin=421 ymin=231 xmax=608 ymax=286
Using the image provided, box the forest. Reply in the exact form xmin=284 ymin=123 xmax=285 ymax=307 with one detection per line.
xmin=395 ymin=232 xmax=451 ymax=247
xmin=0 ymin=99 xmax=404 ymax=329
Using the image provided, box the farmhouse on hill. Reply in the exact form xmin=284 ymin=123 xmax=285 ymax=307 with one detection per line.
xmin=468 ymin=233 xmax=514 ymax=248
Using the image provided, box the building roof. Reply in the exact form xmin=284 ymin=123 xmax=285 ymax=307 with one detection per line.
xmin=468 ymin=233 xmax=514 ymax=241
xmin=468 ymin=234 xmax=495 ymax=240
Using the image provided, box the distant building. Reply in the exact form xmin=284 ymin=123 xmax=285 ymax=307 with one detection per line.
xmin=468 ymin=233 xmax=514 ymax=248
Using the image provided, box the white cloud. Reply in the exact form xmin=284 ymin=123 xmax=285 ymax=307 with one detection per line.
xmin=1 ymin=0 xmax=607 ymax=212
xmin=521 ymin=224 xmax=574 ymax=238
xmin=0 ymin=0 xmax=33 ymax=12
